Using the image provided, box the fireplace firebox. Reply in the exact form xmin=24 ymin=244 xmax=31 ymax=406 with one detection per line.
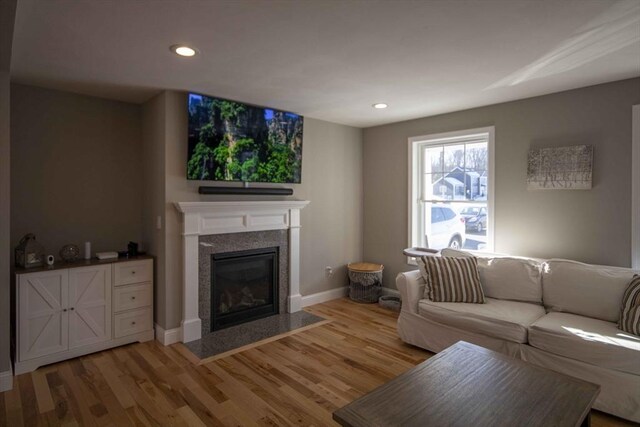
xmin=211 ymin=247 xmax=279 ymax=331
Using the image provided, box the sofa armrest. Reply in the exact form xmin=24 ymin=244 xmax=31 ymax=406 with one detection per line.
xmin=396 ymin=270 xmax=425 ymax=314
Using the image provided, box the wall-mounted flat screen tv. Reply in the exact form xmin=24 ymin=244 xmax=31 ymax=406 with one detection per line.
xmin=187 ymin=93 xmax=303 ymax=183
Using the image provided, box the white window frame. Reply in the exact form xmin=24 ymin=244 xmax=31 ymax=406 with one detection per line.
xmin=408 ymin=126 xmax=495 ymax=264
xmin=632 ymin=105 xmax=639 ymax=270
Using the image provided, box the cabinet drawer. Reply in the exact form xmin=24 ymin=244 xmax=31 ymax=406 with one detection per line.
xmin=114 ymin=308 xmax=151 ymax=338
xmin=114 ymin=260 xmax=152 ymax=286
xmin=114 ymin=283 xmax=151 ymax=313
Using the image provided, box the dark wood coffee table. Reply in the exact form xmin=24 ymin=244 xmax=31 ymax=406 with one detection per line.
xmin=333 ymin=341 xmax=599 ymax=427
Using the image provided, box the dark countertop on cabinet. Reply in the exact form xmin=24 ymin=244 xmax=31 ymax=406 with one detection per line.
xmin=14 ymin=255 xmax=154 ymax=275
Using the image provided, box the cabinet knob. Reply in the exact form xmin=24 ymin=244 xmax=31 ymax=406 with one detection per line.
xmin=63 ymin=308 xmax=67 ymax=312
xmin=70 ymin=307 xmax=74 ymax=311
xmin=131 ymin=321 xmax=136 ymax=325
xmin=131 ymin=271 xmax=136 ymax=275
xmin=131 ymin=296 xmax=136 ymax=300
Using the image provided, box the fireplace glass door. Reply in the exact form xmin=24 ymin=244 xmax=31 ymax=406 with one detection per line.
xmin=211 ymin=247 xmax=278 ymax=331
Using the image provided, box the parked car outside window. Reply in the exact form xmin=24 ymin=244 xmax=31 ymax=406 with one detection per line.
xmin=427 ymin=205 xmax=466 ymax=250
xmin=460 ymin=206 xmax=487 ymax=232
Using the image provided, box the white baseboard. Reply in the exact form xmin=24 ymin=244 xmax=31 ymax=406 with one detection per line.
xmin=301 ymin=286 xmax=348 ymax=307
xmin=155 ymin=323 xmax=182 ymax=346
xmin=301 ymin=286 xmax=400 ymax=308
xmin=0 ymin=369 xmax=12 ymax=392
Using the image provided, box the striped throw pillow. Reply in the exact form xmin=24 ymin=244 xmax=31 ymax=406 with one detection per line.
xmin=619 ymin=275 xmax=640 ymax=336
xmin=419 ymin=256 xmax=485 ymax=303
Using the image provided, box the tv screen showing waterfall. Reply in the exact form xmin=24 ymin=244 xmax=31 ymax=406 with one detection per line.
xmin=187 ymin=93 xmax=304 ymax=183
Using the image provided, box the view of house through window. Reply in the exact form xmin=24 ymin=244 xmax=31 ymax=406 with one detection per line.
xmin=410 ymin=128 xmax=493 ymax=252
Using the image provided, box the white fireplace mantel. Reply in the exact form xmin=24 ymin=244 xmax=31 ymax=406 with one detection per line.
xmin=175 ymin=200 xmax=310 ymax=342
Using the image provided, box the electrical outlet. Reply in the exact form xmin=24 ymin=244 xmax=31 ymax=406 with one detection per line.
xmin=325 ymin=266 xmax=334 ymax=277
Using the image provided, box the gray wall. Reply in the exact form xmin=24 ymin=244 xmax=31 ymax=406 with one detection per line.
xmin=0 ymin=0 xmax=16 ymax=375
xmin=296 ymin=117 xmax=363 ymax=297
xmin=147 ymin=91 xmax=363 ymax=330
xmin=10 ymin=84 xmax=143 ymax=258
xmin=141 ymin=92 xmax=167 ymax=327
xmin=0 ymin=71 xmax=10 ymax=375
xmin=363 ymin=78 xmax=640 ymax=289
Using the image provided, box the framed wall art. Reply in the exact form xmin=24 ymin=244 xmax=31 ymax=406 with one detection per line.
xmin=527 ymin=145 xmax=593 ymax=190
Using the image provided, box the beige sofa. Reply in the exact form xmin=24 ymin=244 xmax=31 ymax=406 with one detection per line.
xmin=396 ymin=252 xmax=640 ymax=422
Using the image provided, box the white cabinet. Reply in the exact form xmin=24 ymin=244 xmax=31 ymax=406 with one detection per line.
xmin=112 ymin=260 xmax=153 ymax=339
xmin=114 ymin=260 xmax=152 ymax=286
xmin=68 ymin=266 xmax=112 ymax=349
xmin=114 ymin=283 xmax=152 ymax=312
xmin=18 ymin=270 xmax=69 ymax=361
xmin=114 ymin=308 xmax=152 ymax=338
xmin=15 ymin=258 xmax=154 ymax=374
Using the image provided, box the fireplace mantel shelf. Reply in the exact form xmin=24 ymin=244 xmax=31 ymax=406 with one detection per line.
xmin=175 ymin=200 xmax=310 ymax=236
xmin=175 ymin=200 xmax=310 ymax=214
xmin=175 ymin=200 xmax=310 ymax=343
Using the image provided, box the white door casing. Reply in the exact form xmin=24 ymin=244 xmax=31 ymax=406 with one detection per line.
xmin=68 ymin=265 xmax=112 ymax=349
xmin=18 ymin=270 xmax=69 ymax=361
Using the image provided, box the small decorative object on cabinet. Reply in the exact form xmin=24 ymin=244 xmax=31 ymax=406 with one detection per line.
xmin=15 ymin=233 xmax=44 ymax=268
xmin=14 ymin=256 xmax=154 ymax=374
xmin=59 ymin=244 xmax=80 ymax=262
xmin=127 ymin=241 xmax=139 ymax=257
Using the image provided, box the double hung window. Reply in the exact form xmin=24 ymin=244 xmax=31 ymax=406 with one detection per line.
xmin=408 ymin=127 xmax=494 ymax=254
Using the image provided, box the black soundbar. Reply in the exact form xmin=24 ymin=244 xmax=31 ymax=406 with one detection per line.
xmin=198 ymin=186 xmax=294 ymax=196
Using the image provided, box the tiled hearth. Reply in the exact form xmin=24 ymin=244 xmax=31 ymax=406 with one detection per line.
xmin=184 ymin=311 xmax=326 ymax=360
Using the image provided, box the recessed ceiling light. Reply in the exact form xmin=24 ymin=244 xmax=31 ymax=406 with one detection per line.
xmin=372 ymin=103 xmax=388 ymax=109
xmin=170 ymin=45 xmax=198 ymax=57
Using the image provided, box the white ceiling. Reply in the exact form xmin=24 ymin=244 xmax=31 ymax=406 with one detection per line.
xmin=10 ymin=0 xmax=640 ymax=128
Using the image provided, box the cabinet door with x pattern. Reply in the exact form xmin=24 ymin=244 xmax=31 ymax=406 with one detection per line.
xmin=18 ymin=270 xmax=69 ymax=361
xmin=68 ymin=265 xmax=112 ymax=349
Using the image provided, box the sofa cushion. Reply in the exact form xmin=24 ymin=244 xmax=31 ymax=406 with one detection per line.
xmin=619 ymin=275 xmax=640 ymax=336
xmin=478 ymin=257 xmax=542 ymax=304
xmin=439 ymin=249 xmax=543 ymax=304
xmin=440 ymin=248 xmax=482 ymax=258
xmin=418 ymin=297 xmax=545 ymax=343
xmin=529 ymin=312 xmax=640 ymax=376
xmin=542 ymin=259 xmax=636 ymax=322
xmin=419 ymin=256 xmax=485 ymax=303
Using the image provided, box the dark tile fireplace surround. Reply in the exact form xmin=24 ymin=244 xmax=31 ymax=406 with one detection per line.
xmin=198 ymin=230 xmax=289 ymax=337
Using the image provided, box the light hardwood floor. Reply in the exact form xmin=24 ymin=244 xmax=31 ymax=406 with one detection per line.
xmin=0 ymin=298 xmax=633 ymax=426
